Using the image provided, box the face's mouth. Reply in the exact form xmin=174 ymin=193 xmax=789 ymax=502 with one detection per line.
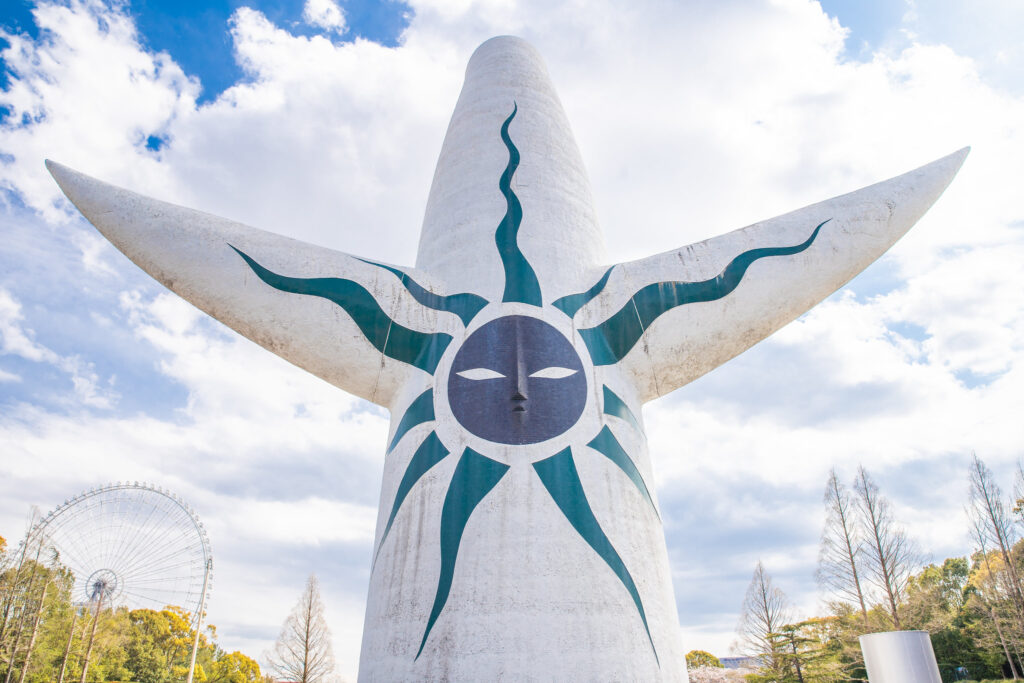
xmin=512 ymin=405 xmax=526 ymax=413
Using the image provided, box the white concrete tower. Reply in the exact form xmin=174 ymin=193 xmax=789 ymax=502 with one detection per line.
xmin=46 ymin=35 xmax=966 ymax=682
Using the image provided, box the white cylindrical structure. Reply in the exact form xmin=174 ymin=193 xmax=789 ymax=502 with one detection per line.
xmin=46 ymin=29 xmax=967 ymax=683
xmin=860 ymin=631 xmax=942 ymax=683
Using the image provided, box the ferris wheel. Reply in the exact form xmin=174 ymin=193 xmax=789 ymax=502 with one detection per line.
xmin=33 ymin=482 xmax=213 ymax=627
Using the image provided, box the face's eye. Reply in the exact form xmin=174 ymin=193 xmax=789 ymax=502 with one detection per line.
xmin=528 ymin=366 xmax=578 ymax=379
xmin=456 ymin=368 xmax=506 ymax=380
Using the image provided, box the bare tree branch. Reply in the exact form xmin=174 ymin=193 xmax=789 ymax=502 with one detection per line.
xmin=853 ymin=466 xmax=922 ymax=630
xmin=735 ymin=561 xmax=793 ymax=677
xmin=969 ymin=454 xmax=1024 ymax=619
xmin=968 ymin=509 xmax=1022 ymax=679
xmin=817 ymin=468 xmax=871 ymax=630
xmin=266 ymin=574 xmax=336 ymax=683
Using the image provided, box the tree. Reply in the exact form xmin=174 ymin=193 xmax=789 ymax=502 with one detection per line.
xmin=735 ymin=561 xmax=793 ymax=680
xmin=853 ymin=466 xmax=922 ymax=629
xmin=266 ymin=575 xmax=336 ymax=683
xmin=777 ymin=617 xmax=847 ymax=683
xmin=901 ymin=558 xmax=968 ymax=631
xmin=686 ymin=650 xmax=722 ymax=668
xmin=207 ymin=651 xmax=263 ymax=683
xmin=966 ymin=503 xmax=1024 ymax=680
xmin=969 ymin=455 xmax=1024 ymax=628
xmin=817 ymin=469 xmax=870 ymax=630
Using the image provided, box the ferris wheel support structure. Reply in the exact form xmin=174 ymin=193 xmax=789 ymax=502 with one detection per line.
xmin=186 ymin=558 xmax=213 ymax=683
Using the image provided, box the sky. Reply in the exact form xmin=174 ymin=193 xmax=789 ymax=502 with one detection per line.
xmin=1 ymin=0 xmax=1023 ymax=679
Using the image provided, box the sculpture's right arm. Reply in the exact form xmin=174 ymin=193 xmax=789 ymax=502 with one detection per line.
xmin=47 ymin=161 xmax=461 ymax=407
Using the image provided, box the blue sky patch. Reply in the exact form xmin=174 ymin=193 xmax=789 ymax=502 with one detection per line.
xmin=887 ymin=320 xmax=929 ymax=344
xmin=0 ymin=0 xmax=38 ymax=92
xmin=818 ymin=0 xmax=907 ymax=59
xmin=125 ymin=0 xmax=411 ymax=103
xmin=1 ymin=0 xmax=411 ymax=103
xmin=0 ymin=208 xmax=191 ymax=420
xmin=954 ymin=366 xmax=1006 ymax=390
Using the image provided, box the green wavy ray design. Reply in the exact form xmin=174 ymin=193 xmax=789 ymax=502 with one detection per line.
xmin=496 ymin=103 xmax=542 ymax=307
xmin=231 ymin=246 xmax=451 ymax=374
xmin=417 ymin=448 xmax=510 ymax=659
xmin=387 ymin=388 xmax=435 ymax=454
xmin=533 ymin=448 xmax=658 ymax=663
xmin=552 ymin=266 xmax=615 ymax=318
xmin=579 ymin=219 xmax=830 ymax=365
xmin=376 ymin=431 xmax=450 ymax=562
xmin=357 ymin=258 xmax=488 ymax=327
xmin=586 ymin=427 xmax=658 ymax=520
xmin=602 ymin=386 xmax=641 ymax=433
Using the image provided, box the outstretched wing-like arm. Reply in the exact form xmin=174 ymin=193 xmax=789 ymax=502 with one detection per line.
xmin=569 ymin=148 xmax=968 ymax=403
xmin=47 ymin=161 xmax=473 ymax=407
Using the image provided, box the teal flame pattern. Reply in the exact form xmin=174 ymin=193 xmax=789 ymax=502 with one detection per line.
xmin=496 ymin=103 xmax=542 ymax=306
xmin=552 ymin=266 xmax=614 ymax=317
xmin=534 ymin=448 xmax=658 ymax=663
xmin=387 ymin=388 xmax=435 ymax=454
xmin=232 ymin=102 xmax=837 ymax=667
xmin=357 ymin=258 xmax=488 ymax=326
xmin=577 ymin=220 xmax=830 ymax=365
xmin=417 ymin=448 xmax=510 ymax=659
xmin=230 ymin=246 xmax=451 ymax=374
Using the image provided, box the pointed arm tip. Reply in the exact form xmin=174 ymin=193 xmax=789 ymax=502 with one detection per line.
xmin=45 ymin=164 xmax=454 ymax=407
xmin=577 ymin=148 xmax=969 ymax=402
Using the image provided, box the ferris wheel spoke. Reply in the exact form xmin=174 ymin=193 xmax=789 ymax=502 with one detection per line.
xmin=109 ymin=510 xmax=192 ymax=577
xmin=114 ymin=501 xmax=198 ymax=575
xmin=114 ymin=524 xmax=198 ymax=579
xmin=104 ymin=489 xmax=146 ymax=571
xmin=126 ymin=556 xmax=205 ymax=581
xmin=35 ymin=483 xmax=212 ymax=620
xmin=115 ymin=493 xmax=165 ymax=568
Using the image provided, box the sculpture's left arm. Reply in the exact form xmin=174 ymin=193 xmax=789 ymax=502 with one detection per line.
xmin=570 ymin=148 xmax=968 ymax=403
xmin=46 ymin=161 xmax=467 ymax=408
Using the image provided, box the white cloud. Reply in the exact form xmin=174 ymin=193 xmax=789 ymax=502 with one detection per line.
xmin=0 ymin=0 xmax=198 ymax=224
xmin=219 ymin=497 xmax=376 ymax=545
xmin=1 ymin=0 xmax=1022 ymax=674
xmin=0 ymin=287 xmax=59 ymax=363
xmin=0 ymin=287 xmax=118 ymax=408
xmin=302 ymin=0 xmax=348 ymax=35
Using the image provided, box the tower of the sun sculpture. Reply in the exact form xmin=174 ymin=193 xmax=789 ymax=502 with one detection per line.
xmin=48 ymin=36 xmax=966 ymax=682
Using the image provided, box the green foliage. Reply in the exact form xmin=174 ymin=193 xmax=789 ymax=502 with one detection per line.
xmin=0 ymin=542 xmax=264 ymax=683
xmin=741 ymin=548 xmax=1024 ymax=683
xmin=687 ymin=649 xmax=723 ymax=668
xmin=206 ymin=651 xmax=262 ymax=683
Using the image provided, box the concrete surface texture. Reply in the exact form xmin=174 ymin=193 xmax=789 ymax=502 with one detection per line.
xmin=48 ymin=35 xmax=966 ymax=682
xmin=860 ymin=631 xmax=943 ymax=683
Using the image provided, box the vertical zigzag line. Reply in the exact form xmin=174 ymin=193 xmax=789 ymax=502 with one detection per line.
xmin=496 ymin=103 xmax=542 ymax=306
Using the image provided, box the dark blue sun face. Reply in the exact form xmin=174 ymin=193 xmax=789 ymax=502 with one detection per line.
xmin=448 ymin=315 xmax=586 ymax=445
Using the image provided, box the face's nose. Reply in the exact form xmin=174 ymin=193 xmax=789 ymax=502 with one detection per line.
xmin=511 ymin=318 xmax=528 ymax=412
xmin=511 ymin=380 xmax=527 ymax=412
